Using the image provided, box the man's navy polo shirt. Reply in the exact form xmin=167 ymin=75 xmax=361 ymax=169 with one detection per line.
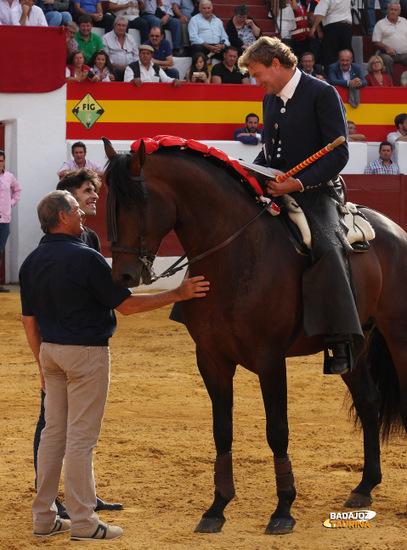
xmin=143 ymin=38 xmax=172 ymax=61
xmin=19 ymin=233 xmax=131 ymax=346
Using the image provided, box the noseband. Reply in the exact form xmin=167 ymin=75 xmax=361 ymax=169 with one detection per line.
xmin=108 ymin=167 xmax=270 ymax=285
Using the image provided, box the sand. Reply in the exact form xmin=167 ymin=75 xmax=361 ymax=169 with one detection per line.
xmin=1 ymin=290 xmax=406 ymax=550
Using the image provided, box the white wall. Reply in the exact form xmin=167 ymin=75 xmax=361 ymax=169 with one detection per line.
xmin=0 ymin=87 xmax=67 ymax=283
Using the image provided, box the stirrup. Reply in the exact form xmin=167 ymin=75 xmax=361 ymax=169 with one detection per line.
xmin=323 ymin=339 xmax=354 ymax=375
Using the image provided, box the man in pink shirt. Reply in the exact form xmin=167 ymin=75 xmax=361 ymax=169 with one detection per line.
xmin=57 ymin=141 xmax=104 ymax=179
xmin=0 ymin=149 xmax=22 ymax=293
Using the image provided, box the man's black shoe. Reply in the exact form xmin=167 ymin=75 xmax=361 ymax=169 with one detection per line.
xmin=323 ymin=339 xmax=353 ymax=375
xmin=55 ymin=497 xmax=69 ymax=519
xmin=330 ymin=342 xmax=351 ymax=374
xmin=95 ymin=496 xmax=123 ymax=512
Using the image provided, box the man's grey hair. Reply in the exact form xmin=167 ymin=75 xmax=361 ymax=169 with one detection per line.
xmin=37 ymin=190 xmax=74 ymax=234
xmin=200 ymin=0 xmax=212 ymax=7
xmin=114 ymin=16 xmax=128 ymax=26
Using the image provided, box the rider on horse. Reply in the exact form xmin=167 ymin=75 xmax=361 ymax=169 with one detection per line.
xmin=238 ymin=36 xmax=364 ymax=375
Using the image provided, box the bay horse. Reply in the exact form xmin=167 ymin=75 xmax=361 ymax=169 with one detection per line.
xmin=103 ymin=136 xmax=407 ymax=535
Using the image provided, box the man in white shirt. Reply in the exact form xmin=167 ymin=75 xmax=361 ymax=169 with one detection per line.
xmin=11 ymin=0 xmax=47 ymax=25
xmin=0 ymin=0 xmax=19 ymax=25
xmin=107 ymin=0 xmax=149 ymax=42
xmin=124 ymin=43 xmax=181 ymax=85
xmin=387 ymin=113 xmax=407 ymax=159
xmin=372 ymin=2 xmax=407 ymax=76
xmin=102 ymin=16 xmax=139 ymax=80
xmin=310 ymin=0 xmax=352 ymax=73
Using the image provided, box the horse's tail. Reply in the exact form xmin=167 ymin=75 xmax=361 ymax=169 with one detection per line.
xmin=367 ymin=327 xmax=403 ymax=441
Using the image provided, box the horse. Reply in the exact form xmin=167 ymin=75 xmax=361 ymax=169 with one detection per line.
xmin=103 ymin=136 xmax=407 ymax=535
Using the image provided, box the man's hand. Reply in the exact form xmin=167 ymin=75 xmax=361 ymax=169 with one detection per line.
xmin=266 ymin=175 xmax=303 ymax=196
xmin=173 ymin=78 xmax=181 ymax=87
xmin=133 ymin=77 xmax=143 ymax=87
xmin=175 ymin=275 xmax=210 ymax=300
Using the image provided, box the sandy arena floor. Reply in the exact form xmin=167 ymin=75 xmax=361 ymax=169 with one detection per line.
xmin=1 ymin=290 xmax=407 ymax=550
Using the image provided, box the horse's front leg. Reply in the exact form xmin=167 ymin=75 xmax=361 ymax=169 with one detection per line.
xmin=194 ymin=346 xmax=236 ymax=534
xmin=259 ymin=355 xmax=297 ymax=535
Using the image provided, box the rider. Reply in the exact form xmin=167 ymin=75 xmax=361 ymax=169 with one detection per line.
xmin=238 ymin=36 xmax=363 ymax=375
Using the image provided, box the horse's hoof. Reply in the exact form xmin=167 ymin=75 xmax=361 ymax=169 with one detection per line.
xmin=344 ymin=492 xmax=373 ymax=508
xmin=265 ymin=516 xmax=296 ymax=535
xmin=194 ymin=517 xmax=226 ymax=533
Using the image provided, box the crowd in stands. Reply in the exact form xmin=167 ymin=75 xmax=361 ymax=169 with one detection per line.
xmin=1 ymin=0 xmax=407 ymax=87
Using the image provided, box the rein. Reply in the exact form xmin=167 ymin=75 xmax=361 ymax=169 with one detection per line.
xmin=108 ymin=167 xmax=270 ymax=285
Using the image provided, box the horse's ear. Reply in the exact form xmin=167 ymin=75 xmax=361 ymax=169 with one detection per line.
xmin=102 ymin=137 xmax=117 ymax=159
xmin=129 ymin=139 xmax=146 ymax=176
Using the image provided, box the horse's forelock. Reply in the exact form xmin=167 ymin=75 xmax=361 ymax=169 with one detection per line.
xmin=105 ymin=152 xmax=145 ymax=208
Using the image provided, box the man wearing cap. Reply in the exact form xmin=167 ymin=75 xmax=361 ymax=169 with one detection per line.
xmin=124 ymin=43 xmax=181 ymax=85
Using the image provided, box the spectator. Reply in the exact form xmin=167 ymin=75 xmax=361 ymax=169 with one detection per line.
xmin=65 ymin=21 xmax=79 ymax=62
xmin=364 ymin=141 xmax=400 ymax=174
xmin=364 ymin=0 xmax=390 ymax=35
xmin=0 ymin=0 xmax=19 ymax=25
xmin=0 ymin=149 xmax=21 ymax=294
xmin=226 ymin=4 xmax=261 ymax=57
xmin=299 ymin=51 xmax=326 ymax=80
xmin=328 ymin=49 xmax=367 ymax=88
xmin=20 ymin=190 xmax=209 ymax=541
xmin=210 ymin=45 xmax=250 ymax=84
xmin=372 ymin=2 xmax=407 ymax=77
xmin=387 ymin=112 xmax=407 ymax=149
xmin=66 ymin=50 xmax=100 ymax=82
xmin=185 ymin=51 xmax=210 ymax=82
xmin=140 ymin=0 xmax=183 ymax=55
xmin=171 ymin=0 xmax=195 ymax=53
xmin=102 ymin=16 xmax=139 ymax=80
xmin=88 ymin=49 xmax=116 ymax=80
xmin=74 ymin=15 xmax=104 ymax=63
xmin=233 ymin=113 xmax=262 ymax=144
xmin=365 ymin=54 xmax=393 ymax=86
xmin=290 ymin=0 xmax=311 ymax=59
xmin=11 ymin=0 xmax=47 ymax=25
xmin=72 ymin=0 xmax=114 ymax=33
xmin=124 ymin=43 xmax=182 ymax=85
xmin=143 ymin=25 xmax=179 ymax=78
xmin=276 ymin=0 xmax=296 ymax=47
xmin=108 ymin=0 xmax=149 ymax=42
xmin=58 ymin=141 xmax=104 ymax=179
xmin=188 ymin=0 xmax=230 ymax=60
xmin=35 ymin=0 xmax=72 ymax=26
xmin=310 ymin=0 xmax=353 ymax=73
xmin=401 ymin=70 xmax=407 ymax=86
xmin=347 ymin=120 xmax=366 ymax=142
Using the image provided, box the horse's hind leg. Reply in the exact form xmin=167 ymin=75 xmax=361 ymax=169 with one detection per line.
xmin=258 ymin=355 xmax=296 ymax=535
xmin=341 ymin=348 xmax=382 ymax=508
xmin=194 ymin=347 xmax=236 ymax=534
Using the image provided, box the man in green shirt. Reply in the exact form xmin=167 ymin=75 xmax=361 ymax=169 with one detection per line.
xmin=74 ymin=14 xmax=104 ymax=63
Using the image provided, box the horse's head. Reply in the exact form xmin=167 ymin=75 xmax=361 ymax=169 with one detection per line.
xmin=103 ymin=137 xmax=165 ymax=288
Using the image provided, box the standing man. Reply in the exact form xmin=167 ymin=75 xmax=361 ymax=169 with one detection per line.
xmin=309 ymin=0 xmax=353 ymax=73
xmin=372 ymin=2 xmax=407 ymax=77
xmin=102 ymin=16 xmax=139 ymax=81
xmin=364 ymin=141 xmax=400 ymax=174
xmin=238 ymin=36 xmax=363 ymax=375
xmin=0 ymin=149 xmax=21 ymax=293
xmin=20 ymin=190 xmax=209 ymax=540
xmin=233 ymin=113 xmax=262 ymax=144
xmin=58 ymin=141 xmax=104 ymax=179
xmin=210 ymin=45 xmax=250 ymax=84
xmin=33 ymin=169 xmax=123 ymax=518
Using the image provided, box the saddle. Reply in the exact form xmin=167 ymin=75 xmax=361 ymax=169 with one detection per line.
xmin=239 ymin=161 xmax=375 ymax=256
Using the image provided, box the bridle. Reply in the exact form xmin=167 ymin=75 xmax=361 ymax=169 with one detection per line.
xmin=107 ymin=168 xmax=270 ymax=285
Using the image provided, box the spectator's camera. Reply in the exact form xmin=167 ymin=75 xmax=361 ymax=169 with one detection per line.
xmin=192 ymin=72 xmax=202 ymax=78
xmin=87 ymin=70 xmax=95 ymax=79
